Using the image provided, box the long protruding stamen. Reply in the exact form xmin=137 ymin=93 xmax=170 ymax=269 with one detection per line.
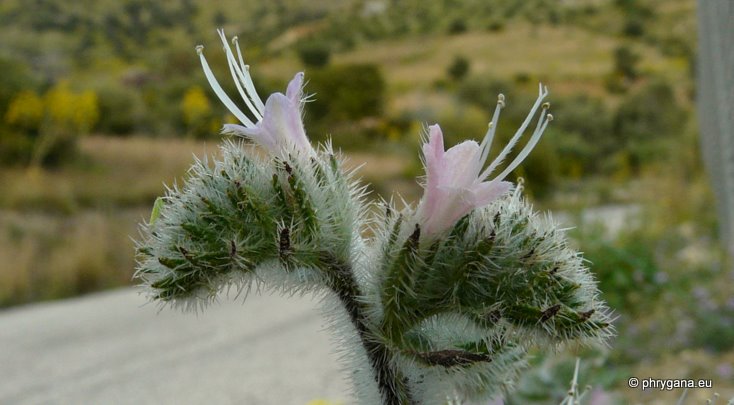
xmin=477 ymin=94 xmax=505 ymax=179
xmin=217 ymin=30 xmax=263 ymax=121
xmin=481 ymin=83 xmax=549 ymax=179
xmin=232 ymin=36 xmax=266 ymax=113
xmin=223 ymin=49 xmax=263 ymax=122
xmin=494 ymin=109 xmax=552 ymax=181
xmin=196 ymin=45 xmax=255 ymax=127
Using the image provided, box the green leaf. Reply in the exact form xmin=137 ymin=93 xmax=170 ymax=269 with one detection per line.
xmin=149 ymin=197 xmax=164 ymax=225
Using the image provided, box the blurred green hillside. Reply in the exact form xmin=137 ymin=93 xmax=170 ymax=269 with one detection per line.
xmin=0 ymin=0 xmax=701 ymax=199
xmin=0 ymin=0 xmax=696 ymax=150
xmin=1 ymin=1 xmax=732 ymax=403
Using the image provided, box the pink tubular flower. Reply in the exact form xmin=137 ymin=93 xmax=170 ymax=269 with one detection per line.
xmin=416 ymin=85 xmax=553 ymax=238
xmin=196 ymin=30 xmax=313 ymax=156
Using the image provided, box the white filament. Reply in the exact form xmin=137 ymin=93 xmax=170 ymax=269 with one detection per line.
xmin=232 ymin=36 xmax=266 ymax=113
xmin=197 ymin=46 xmax=255 ymax=127
xmin=216 ymin=29 xmax=263 ymax=121
xmin=477 ymin=96 xmax=504 ymax=174
xmin=479 ymin=83 xmax=550 ymax=182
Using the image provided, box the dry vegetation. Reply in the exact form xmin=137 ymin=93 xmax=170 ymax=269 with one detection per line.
xmin=0 ymin=208 xmax=143 ymax=306
xmin=0 ymin=136 xmax=413 ymax=306
xmin=0 ymin=136 xmax=218 ymax=211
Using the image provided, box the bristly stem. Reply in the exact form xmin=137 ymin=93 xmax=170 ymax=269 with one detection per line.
xmin=324 ymin=255 xmax=415 ymax=405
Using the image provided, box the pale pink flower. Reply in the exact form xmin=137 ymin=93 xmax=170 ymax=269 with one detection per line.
xmin=416 ymin=85 xmax=552 ymax=238
xmin=196 ymin=30 xmax=313 ymax=156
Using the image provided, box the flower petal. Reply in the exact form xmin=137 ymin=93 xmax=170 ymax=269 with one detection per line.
xmin=469 ymin=180 xmax=512 ymax=208
xmin=222 ymin=123 xmax=247 ymax=135
xmin=414 ymin=85 xmax=550 ymax=240
xmin=422 ymin=185 xmax=474 ymax=237
xmin=260 ymin=92 xmax=310 ymax=153
xmin=199 ymin=40 xmax=313 ymax=156
xmin=224 ymin=123 xmax=278 ymax=152
xmin=231 ymin=73 xmax=312 ymax=155
xmin=442 ymin=140 xmax=482 ymax=188
xmin=286 ymin=72 xmax=305 ymax=105
xmin=423 ymin=125 xmax=445 ymax=167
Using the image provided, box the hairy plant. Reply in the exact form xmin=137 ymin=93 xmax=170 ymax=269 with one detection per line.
xmin=135 ymin=30 xmax=613 ymax=404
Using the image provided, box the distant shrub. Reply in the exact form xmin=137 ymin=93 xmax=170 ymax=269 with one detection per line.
xmin=212 ymin=11 xmax=227 ymax=29
xmin=447 ymin=56 xmax=470 ymax=82
xmin=603 ymin=72 xmax=628 ymax=94
xmin=612 ymin=79 xmax=686 ymax=170
xmin=306 ymin=63 xmax=385 ymax=125
xmin=45 ymin=82 xmax=99 ymax=135
xmin=297 ymin=41 xmax=331 ymax=68
xmin=547 ymin=8 xmax=561 ymax=26
xmin=690 ymin=302 xmax=734 ymax=352
xmin=487 ymin=20 xmax=505 ymax=32
xmin=181 ymin=85 xmax=216 ymax=138
xmin=657 ymin=35 xmax=695 ymax=62
xmin=181 ymin=86 xmax=211 ymax=124
xmin=552 ymin=130 xmax=596 ymax=179
xmin=622 ymin=17 xmax=645 ymax=38
xmin=581 ymin=228 xmax=661 ymax=313
xmin=550 ymin=95 xmax=615 ymax=174
xmin=613 ymin=45 xmax=640 ymax=81
xmin=434 ymin=103 xmax=492 ymax=147
xmin=458 ymin=76 xmax=516 ymax=110
xmin=553 ymin=95 xmax=612 ymax=148
xmin=302 ymin=64 xmax=386 ymax=145
xmin=0 ymin=129 xmax=34 ymax=166
xmin=5 ymin=90 xmax=43 ymax=134
xmin=447 ymin=18 xmax=467 ymax=35
xmin=513 ymin=72 xmax=532 ymax=84
xmin=1 ymin=80 xmax=100 ymax=167
xmin=95 ymin=83 xmax=145 ymax=135
xmin=605 ymin=45 xmax=641 ymax=93
xmin=140 ymin=76 xmax=194 ymax=135
xmin=511 ymin=139 xmax=559 ymax=199
xmin=0 ymin=57 xmax=38 ymax=116
xmin=2 ymin=89 xmax=43 ymax=166
xmin=31 ymin=81 xmax=99 ymax=167
xmin=614 ymin=0 xmax=654 ymax=18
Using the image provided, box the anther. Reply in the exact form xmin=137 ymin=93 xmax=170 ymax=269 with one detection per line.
xmin=542 ymin=102 xmax=550 ymax=110
xmin=195 ymin=45 xmax=204 ymax=55
xmin=497 ymin=93 xmax=506 ymax=108
xmin=546 ymin=113 xmax=554 ymax=122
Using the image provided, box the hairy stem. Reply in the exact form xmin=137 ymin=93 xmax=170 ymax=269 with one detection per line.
xmin=326 ymin=256 xmax=415 ymax=405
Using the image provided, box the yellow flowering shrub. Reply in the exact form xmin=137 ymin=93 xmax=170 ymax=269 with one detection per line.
xmin=181 ymin=86 xmax=212 ymax=128
xmin=5 ymin=90 xmax=43 ymax=132
xmin=181 ymin=85 xmax=211 ymax=134
xmin=44 ymin=81 xmax=99 ymax=135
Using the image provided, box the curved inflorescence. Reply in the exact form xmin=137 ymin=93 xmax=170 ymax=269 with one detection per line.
xmin=134 ymin=31 xmax=614 ymax=405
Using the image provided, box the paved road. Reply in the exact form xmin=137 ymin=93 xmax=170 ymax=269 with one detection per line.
xmin=0 ymin=288 xmax=349 ymax=405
